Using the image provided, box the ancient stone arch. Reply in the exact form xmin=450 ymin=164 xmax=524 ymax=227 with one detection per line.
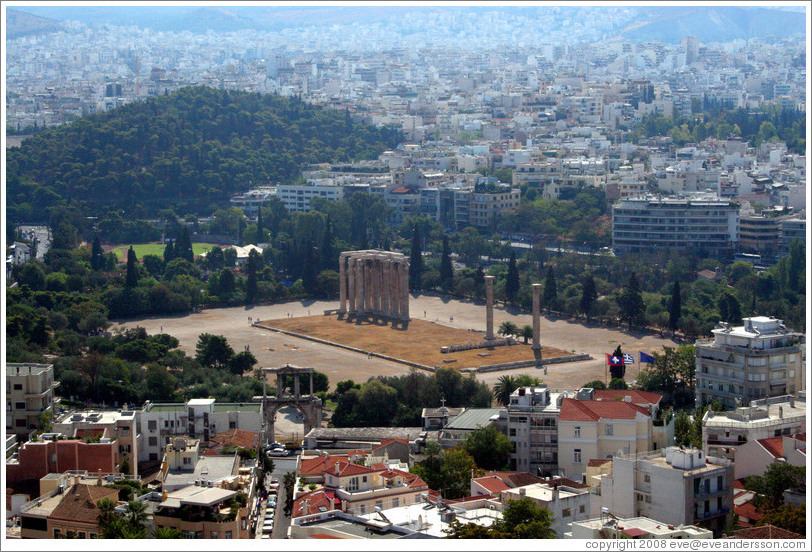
xmin=253 ymin=364 xmax=323 ymax=444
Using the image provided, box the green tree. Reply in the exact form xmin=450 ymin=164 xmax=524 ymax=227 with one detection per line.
xmin=409 ymin=223 xmax=423 ymax=291
xmin=462 ymin=425 xmax=513 ymax=470
xmin=357 ymin=379 xmax=399 ymax=426
xmin=583 ymin=380 xmax=607 ymax=390
xmin=256 ymin=206 xmax=264 ymax=244
xmin=542 ymin=265 xmax=557 ymax=309
xmin=206 ymin=246 xmax=225 ymax=271
xmin=786 ymin=238 xmax=804 ymax=292
xmin=519 ymin=325 xmax=534 ymax=344
xmin=617 ymin=272 xmax=646 ymax=327
xmin=229 ymin=350 xmax=257 ymax=376
xmin=758 ymin=504 xmax=805 ymax=535
xmin=439 ymin=235 xmax=454 ymax=291
xmin=125 ymin=246 xmax=139 ymax=288
xmin=445 ymin=496 xmax=555 ymax=538
xmin=635 ymin=345 xmax=696 ymax=408
xmin=124 ymin=500 xmax=148 ymax=530
xmin=493 ymin=375 xmax=518 ymax=407
xmin=744 ymin=463 xmax=805 ymax=510
xmin=439 ymin=448 xmax=478 ymax=499
xmin=580 ymin=273 xmax=598 ymax=321
xmin=505 ymin=251 xmax=520 ymax=303
xmin=668 ymin=281 xmax=681 ymax=331
xmin=608 ymin=378 xmax=628 ymax=390
xmin=498 ymin=320 xmax=518 ymax=338
xmin=245 ymin=249 xmax=260 ymax=303
xmin=91 ymin=235 xmax=104 ymax=271
xmin=718 ymin=291 xmax=742 ymax=324
xmin=195 ymin=333 xmax=234 ymax=369
xmin=152 ymin=526 xmax=184 ymax=538
xmin=96 ymin=497 xmax=118 ymax=528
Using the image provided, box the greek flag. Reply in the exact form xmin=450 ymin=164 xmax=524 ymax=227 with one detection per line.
xmin=623 ymin=353 xmax=635 ymax=364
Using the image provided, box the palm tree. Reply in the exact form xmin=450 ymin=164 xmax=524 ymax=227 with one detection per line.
xmin=124 ymin=500 xmax=148 ymax=530
xmin=493 ymin=375 xmax=518 ymax=407
xmin=519 ymin=325 xmax=534 ymax=344
xmin=152 ymin=526 xmax=183 ymax=539
xmin=100 ymin=516 xmax=146 ymax=539
xmin=96 ymin=497 xmax=118 ymax=529
xmin=498 ymin=321 xmax=518 ymax=338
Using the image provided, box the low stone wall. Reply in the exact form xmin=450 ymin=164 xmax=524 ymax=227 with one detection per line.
xmin=253 ymin=323 xmax=436 ymax=373
xmin=442 ymin=337 xmax=516 ymax=353
xmin=463 ymin=353 xmax=592 ymax=374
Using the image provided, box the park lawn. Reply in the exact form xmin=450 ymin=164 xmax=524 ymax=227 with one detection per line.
xmin=113 ymin=243 xmax=218 ymax=260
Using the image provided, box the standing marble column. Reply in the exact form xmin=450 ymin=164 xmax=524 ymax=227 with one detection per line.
xmin=485 ymin=275 xmax=495 ymax=340
xmin=348 ymin=257 xmax=357 ymax=314
xmin=381 ymin=261 xmax=390 ymax=316
xmin=400 ymin=260 xmax=410 ymax=320
xmin=532 ymin=283 xmax=542 ymax=350
xmin=391 ymin=263 xmax=401 ymax=319
xmin=356 ymin=257 xmax=366 ymax=315
xmin=339 ymin=254 xmax=347 ymax=314
xmin=372 ymin=258 xmax=381 ymax=313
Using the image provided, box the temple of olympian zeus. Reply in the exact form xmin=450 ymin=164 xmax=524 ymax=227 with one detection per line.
xmin=338 ymin=250 xmax=410 ymax=320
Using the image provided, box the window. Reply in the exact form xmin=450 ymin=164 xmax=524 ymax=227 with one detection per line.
xmin=15 ymin=402 xmax=26 ymax=410
xmin=211 ymin=531 xmax=217 ymax=539
xmin=562 ymin=508 xmax=571 ymax=517
xmin=183 ymin=457 xmax=191 ymax=465
xmin=119 ymin=427 xmax=129 ymax=437
xmin=348 ymin=477 xmax=359 ymax=492
xmin=392 ymin=498 xmax=399 ymax=508
xmin=53 ymin=528 xmax=62 ymax=538
xmin=579 ymin=505 xmax=586 ymax=514
xmin=573 ymin=449 xmax=582 ymax=463
xmin=78 ymin=532 xmax=86 ymax=539
xmin=376 ymin=500 xmax=383 ymax=510
xmin=16 ymin=418 xmax=27 ymax=427
xmin=89 ymin=534 xmax=97 ymax=539
xmin=362 ymin=476 xmax=367 ymax=483
xmin=574 ymin=427 xmax=581 ymax=438
xmin=509 ymin=428 xmax=517 ymax=437
xmin=359 ymin=504 xmax=366 ymax=515
xmin=229 ymin=421 xmax=237 ymax=429
xmin=605 ymin=424 xmax=613 ymax=436
xmin=148 ymin=420 xmax=157 ymax=431
xmin=644 ymin=474 xmax=650 ymax=483
xmin=225 ymin=531 xmax=232 ymax=539
xmin=13 ymin=384 xmax=23 ymax=390
xmin=148 ymin=437 xmax=158 ymax=447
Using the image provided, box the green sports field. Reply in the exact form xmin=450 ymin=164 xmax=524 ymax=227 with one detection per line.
xmin=112 ymin=243 xmax=218 ymax=260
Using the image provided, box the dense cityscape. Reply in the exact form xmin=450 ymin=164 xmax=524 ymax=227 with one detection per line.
xmin=3 ymin=3 xmax=809 ymax=547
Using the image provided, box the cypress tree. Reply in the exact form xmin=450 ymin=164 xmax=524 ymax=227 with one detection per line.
xmin=409 ymin=224 xmax=423 ymax=291
xmin=542 ymin=265 xmax=557 ymax=309
xmin=505 ymin=251 xmax=520 ymax=303
xmin=163 ymin=240 xmax=175 ymax=263
xmin=125 ymin=246 xmax=138 ymax=287
xmin=580 ymin=273 xmax=597 ymax=320
xmin=178 ymin=226 xmax=194 ymax=263
xmin=256 ymin=207 xmax=264 ymax=244
xmin=668 ymin=281 xmax=681 ymax=330
xmin=439 ymin=235 xmax=454 ymax=291
xmin=321 ymin=216 xmax=335 ymax=272
xmin=302 ymin=244 xmax=318 ymax=294
xmin=619 ymin=272 xmax=646 ymax=328
xmin=473 ymin=265 xmax=485 ymax=298
xmin=611 ymin=344 xmax=625 ymax=380
xmin=91 ymin=235 xmax=104 ymax=271
xmin=245 ymin=250 xmax=260 ymax=303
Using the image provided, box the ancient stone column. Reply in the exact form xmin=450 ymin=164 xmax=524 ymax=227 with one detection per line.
xmin=401 ymin=260 xmax=410 ymax=320
xmin=390 ymin=262 xmax=400 ymax=319
xmin=348 ymin=257 xmax=357 ymax=314
xmin=380 ymin=260 xmax=390 ymax=316
xmin=356 ymin=257 xmax=366 ymax=315
xmin=532 ymin=283 xmax=542 ymax=350
xmin=371 ymin=258 xmax=380 ymax=313
xmin=339 ymin=253 xmax=347 ymax=314
xmin=364 ymin=258 xmax=373 ymax=312
xmin=485 ymin=275 xmax=495 ymax=340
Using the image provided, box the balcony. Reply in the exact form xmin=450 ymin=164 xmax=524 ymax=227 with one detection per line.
xmin=695 ymin=507 xmax=730 ymax=521
xmin=694 ymin=486 xmax=728 ymax=500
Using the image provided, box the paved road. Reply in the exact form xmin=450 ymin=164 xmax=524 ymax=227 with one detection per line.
xmin=270 ymin=456 xmax=297 ymax=539
xmin=116 ymin=295 xmax=680 ymax=391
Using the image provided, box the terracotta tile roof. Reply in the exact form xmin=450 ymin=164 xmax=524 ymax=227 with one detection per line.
xmin=587 ymin=459 xmax=611 ymax=468
xmin=291 ymin=490 xmax=339 ymax=518
xmin=733 ymin=478 xmax=748 ymax=490
xmin=504 ymin=472 xmax=544 ymax=488
xmin=300 ymin=454 xmax=349 ymax=476
xmin=756 ymin=436 xmax=784 ymax=459
xmin=559 ymin=398 xmax=651 ymax=422
xmin=48 ymin=484 xmax=119 ymax=525
xmin=592 ymin=390 xmax=662 ymax=405
xmin=729 ymin=525 xmax=804 ymax=539
xmin=472 ymin=476 xmax=510 ymax=495
xmin=447 ymin=494 xmax=495 ymax=503
xmin=791 ymin=433 xmax=806 ymax=442
xmin=547 ymin=477 xmax=588 ymax=490
xmin=323 ymin=460 xmax=376 ymax=478
xmin=735 ymin=500 xmax=764 ymax=523
xmin=373 ymin=438 xmax=409 ymax=450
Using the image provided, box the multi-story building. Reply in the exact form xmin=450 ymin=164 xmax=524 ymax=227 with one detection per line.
xmin=557 ymin=397 xmax=663 ymax=481
xmin=229 ymin=186 xmax=277 ymax=216
xmin=701 ymin=393 xmax=805 ymax=466
xmin=469 ymin=185 xmax=521 ymax=230
xmin=505 ymin=386 xmax=562 ymax=476
xmin=152 ymin=483 xmax=250 ymax=539
xmin=276 ymin=182 xmax=345 ymax=212
xmin=50 ymin=409 xmax=139 ymax=477
xmin=733 ymin=432 xmax=806 ymax=480
xmin=6 ymin=363 xmax=57 ymax=436
xmin=438 ymin=408 xmax=502 ymax=448
xmin=738 ymin=213 xmax=787 ymax=254
xmin=695 ymin=317 xmax=804 ymax=409
xmin=501 ymin=482 xmax=591 ymax=537
xmin=592 ymin=447 xmax=733 ymax=537
xmin=612 ymin=195 xmax=739 ymax=256
xmin=567 ymin=515 xmax=713 ymax=539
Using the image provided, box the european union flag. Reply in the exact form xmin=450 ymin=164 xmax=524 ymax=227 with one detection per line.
xmin=640 ymin=351 xmax=656 ymax=363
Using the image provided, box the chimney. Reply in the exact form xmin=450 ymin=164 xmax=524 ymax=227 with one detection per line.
xmin=519 ymin=487 xmax=526 ymax=497
xmin=624 ymin=396 xmax=632 ymax=403
xmin=73 ymin=476 xmax=81 ymax=487
xmin=334 ymin=462 xmax=339 ymax=473
xmin=778 ymin=406 xmax=783 ymax=419
xmin=162 ymin=491 xmax=168 ymax=502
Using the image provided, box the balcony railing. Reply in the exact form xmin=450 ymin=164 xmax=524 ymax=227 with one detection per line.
xmin=695 ymin=507 xmax=730 ymax=521
xmin=694 ymin=486 xmax=728 ymax=500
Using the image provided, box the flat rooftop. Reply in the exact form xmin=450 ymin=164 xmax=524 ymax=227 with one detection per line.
xmin=704 ymin=400 xmax=806 ymax=428
xmin=575 ymin=516 xmax=712 ymax=538
xmin=299 ymin=516 xmax=406 ymax=539
xmin=145 ymin=404 xmax=186 ymax=413
xmin=356 ymin=501 xmax=499 ymax=538
xmin=502 ymin=483 xmax=585 ymax=503
xmin=163 ymin=456 xmax=237 ymax=490
xmin=213 ymin=403 xmax=261 ymax=413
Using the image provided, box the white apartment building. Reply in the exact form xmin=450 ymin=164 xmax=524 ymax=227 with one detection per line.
xmin=567 ymin=516 xmax=713 ymax=539
xmin=501 ymin=483 xmax=590 ymax=537
xmin=592 ymin=447 xmax=733 ymax=537
xmin=6 ymin=364 xmax=57 ymax=436
xmin=612 ymin=195 xmax=739 ymax=256
xmin=276 ymin=182 xmax=345 ymax=212
xmin=229 ymin=186 xmax=276 ymax=216
xmin=695 ymin=317 xmax=804 ymax=409
xmin=469 ymin=186 xmax=521 ymax=230
xmin=505 ymin=387 xmax=562 ymax=476
xmin=701 ymin=393 xmax=805 ymax=466
xmin=139 ymin=399 xmax=262 ymax=463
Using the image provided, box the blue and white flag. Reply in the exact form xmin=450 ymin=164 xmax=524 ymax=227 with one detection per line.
xmin=623 ymin=353 xmax=635 ymax=364
xmin=640 ymin=351 xmax=656 ymax=364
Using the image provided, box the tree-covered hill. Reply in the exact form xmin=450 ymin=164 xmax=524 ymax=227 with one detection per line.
xmin=6 ymin=86 xmax=401 ymax=219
